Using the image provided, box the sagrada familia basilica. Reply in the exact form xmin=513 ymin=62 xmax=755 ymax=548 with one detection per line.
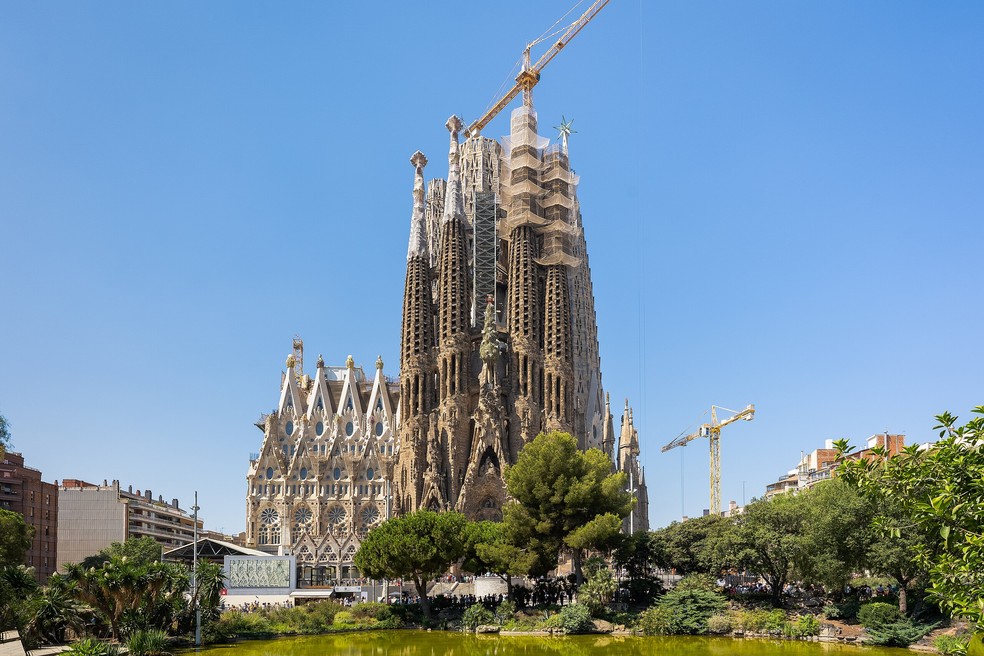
xmin=244 ymin=106 xmax=649 ymax=580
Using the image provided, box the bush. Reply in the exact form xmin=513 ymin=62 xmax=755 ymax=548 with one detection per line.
xmin=794 ymin=614 xmax=821 ymax=637
xmin=558 ymin=603 xmax=594 ymax=634
xmin=707 ymin=614 xmax=732 ymax=634
xmin=494 ymin=600 xmax=516 ymax=624
xmin=66 ymin=639 xmax=116 ymax=656
xmin=637 ymin=606 xmax=674 ymax=635
xmin=767 ymin=609 xmax=788 ymax=632
xmin=655 ymin=588 xmax=727 ymax=635
xmin=350 ymin=602 xmax=392 ymax=623
xmin=302 ymin=601 xmax=344 ymax=628
xmin=733 ymin=608 xmax=770 ymax=632
xmin=461 ymin=604 xmax=495 ymax=630
xmin=864 ymin=619 xmax=937 ymax=647
xmin=825 ymin=598 xmax=859 ymax=620
xmin=673 ymin=574 xmax=718 ymax=592
xmin=333 ymin=610 xmax=355 ymax=625
xmin=212 ymin=611 xmax=274 ymax=638
xmin=934 ymin=634 xmax=970 ymax=656
xmin=857 ymin=602 xmax=901 ymax=628
xmin=126 ymin=630 xmax=170 ymax=656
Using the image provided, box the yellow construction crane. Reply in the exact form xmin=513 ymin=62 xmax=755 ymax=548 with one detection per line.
xmin=662 ymin=404 xmax=756 ymax=516
xmin=464 ymin=0 xmax=611 ymax=139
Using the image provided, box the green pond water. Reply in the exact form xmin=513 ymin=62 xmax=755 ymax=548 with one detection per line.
xmin=191 ymin=631 xmax=914 ymax=656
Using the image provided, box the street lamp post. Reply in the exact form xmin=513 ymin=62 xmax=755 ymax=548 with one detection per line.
xmin=191 ymin=491 xmax=201 ymax=647
xmin=382 ymin=479 xmax=392 ymax=602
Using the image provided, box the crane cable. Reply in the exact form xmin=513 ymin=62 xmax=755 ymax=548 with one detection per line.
xmin=481 ymin=0 xmax=587 ymax=119
xmin=528 ymin=0 xmax=586 ymax=49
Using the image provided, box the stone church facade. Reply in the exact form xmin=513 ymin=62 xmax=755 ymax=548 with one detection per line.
xmin=245 ymin=107 xmax=649 ymax=577
xmin=244 ymin=351 xmax=400 ymax=581
xmin=395 ymin=107 xmax=648 ymax=529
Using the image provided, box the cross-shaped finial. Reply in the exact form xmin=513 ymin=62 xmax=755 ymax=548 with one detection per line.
xmin=554 ymin=115 xmax=577 ymax=149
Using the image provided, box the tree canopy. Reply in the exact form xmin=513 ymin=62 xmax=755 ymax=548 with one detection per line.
xmin=80 ymin=536 xmax=164 ymax=569
xmin=0 ymin=509 xmax=34 ymax=568
xmin=0 ymin=412 xmax=10 ymax=458
xmin=726 ymin=492 xmax=807 ymax=607
xmin=837 ymin=405 xmax=984 ymax=623
xmin=353 ymin=509 xmax=466 ymax=617
xmin=461 ymin=520 xmax=533 ymax=599
xmin=650 ymin=514 xmax=730 ymax=576
xmin=503 ymin=431 xmax=632 ymax=582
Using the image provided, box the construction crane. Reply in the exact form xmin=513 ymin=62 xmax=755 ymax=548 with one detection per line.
xmin=662 ymin=405 xmax=756 ymax=517
xmin=464 ymin=0 xmax=611 ymax=139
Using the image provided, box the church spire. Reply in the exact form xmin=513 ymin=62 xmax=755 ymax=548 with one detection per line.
xmin=442 ymin=115 xmax=465 ymax=225
xmin=407 ymin=151 xmax=428 ymax=260
xmin=437 ymin=115 xmax=471 ymax=345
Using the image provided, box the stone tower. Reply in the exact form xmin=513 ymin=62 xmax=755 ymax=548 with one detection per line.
xmin=395 ymin=107 xmax=649 ymax=526
xmin=617 ymin=400 xmax=650 ymax=534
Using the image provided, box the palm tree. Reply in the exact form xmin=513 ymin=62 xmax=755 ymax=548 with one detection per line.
xmin=192 ymin=561 xmax=226 ymax=624
xmin=0 ymin=564 xmax=40 ymax=632
xmin=24 ymin=576 xmax=87 ymax=644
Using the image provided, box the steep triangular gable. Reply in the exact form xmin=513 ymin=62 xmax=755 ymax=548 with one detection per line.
xmin=365 ymin=363 xmax=393 ymax=423
xmin=306 ymin=365 xmax=335 ymax=420
xmin=336 ymin=364 xmax=364 ymax=419
xmin=288 ymin=441 xmax=316 ymax=480
xmin=258 ymin=441 xmax=284 ymax=481
xmin=278 ymin=364 xmax=305 ymax=418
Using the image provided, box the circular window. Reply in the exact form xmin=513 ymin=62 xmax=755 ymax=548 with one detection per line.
xmin=294 ymin=506 xmax=312 ymax=525
xmin=366 ymin=468 xmax=375 ymax=481
xmin=345 ymin=421 xmax=354 ymax=436
xmin=315 ymin=421 xmax=324 ymax=436
xmin=374 ymin=422 xmax=384 ymax=437
xmin=285 ymin=421 xmax=294 ymax=436
xmin=327 ymin=506 xmax=346 ymax=525
xmin=333 ymin=467 xmax=341 ymax=481
xmin=266 ymin=467 xmax=274 ymax=480
xmin=300 ymin=467 xmax=308 ymax=480
xmin=260 ymin=508 xmax=279 ymax=525
xmin=360 ymin=505 xmax=380 ymax=525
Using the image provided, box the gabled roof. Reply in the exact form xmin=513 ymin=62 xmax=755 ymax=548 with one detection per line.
xmin=163 ymin=538 xmax=266 ymax=564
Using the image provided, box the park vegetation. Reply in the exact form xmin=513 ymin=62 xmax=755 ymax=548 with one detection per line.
xmin=4 ymin=410 xmax=983 ymax=648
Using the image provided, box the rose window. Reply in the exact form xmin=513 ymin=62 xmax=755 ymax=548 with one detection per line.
xmin=260 ymin=508 xmax=280 ymax=525
xmin=294 ymin=506 xmax=312 ymax=525
xmin=360 ymin=505 xmax=380 ymax=526
xmin=327 ymin=506 xmax=347 ymax=525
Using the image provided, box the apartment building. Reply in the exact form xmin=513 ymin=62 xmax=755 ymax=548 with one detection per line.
xmin=57 ymin=479 xmax=202 ymax=568
xmin=0 ymin=452 xmax=58 ymax=581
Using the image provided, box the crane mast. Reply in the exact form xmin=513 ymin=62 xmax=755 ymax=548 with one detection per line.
xmin=464 ymin=0 xmax=611 ymax=139
xmin=662 ymin=404 xmax=756 ymax=516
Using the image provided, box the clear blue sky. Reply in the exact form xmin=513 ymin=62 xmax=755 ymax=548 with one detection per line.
xmin=2 ymin=1 xmax=982 ymax=535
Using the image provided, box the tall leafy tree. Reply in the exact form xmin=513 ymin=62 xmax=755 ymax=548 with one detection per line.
xmin=650 ymin=514 xmax=731 ymax=575
xmin=864 ymin=498 xmax=929 ymax=615
xmin=503 ymin=431 xmax=632 ymax=583
xmin=726 ymin=493 xmax=806 ymax=607
xmin=461 ymin=521 xmax=533 ymax=600
xmin=612 ymin=531 xmax=663 ymax=604
xmin=797 ymin=479 xmax=874 ymax=592
xmin=0 ymin=509 xmax=34 ymax=567
xmin=837 ymin=405 xmax=984 ymax=623
xmin=353 ymin=510 xmax=467 ymax=618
